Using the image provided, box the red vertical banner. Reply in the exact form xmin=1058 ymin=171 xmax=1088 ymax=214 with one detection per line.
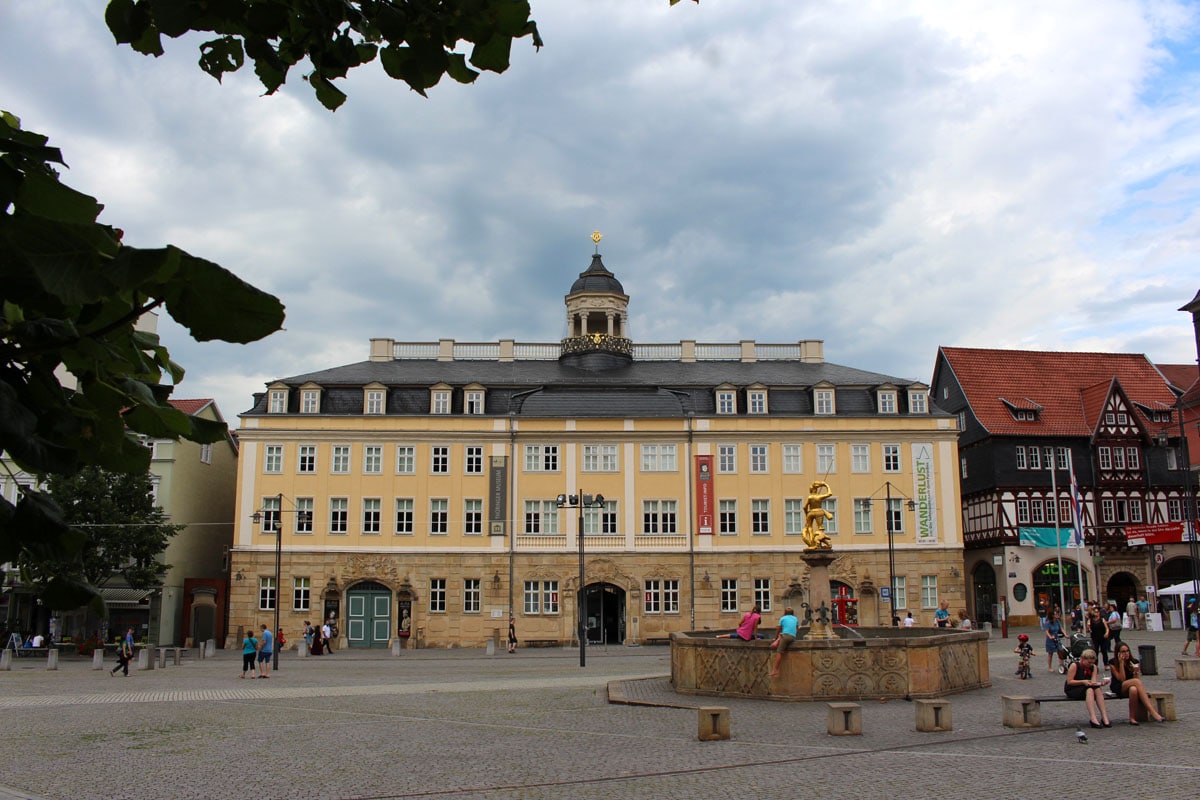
xmin=695 ymin=454 xmax=714 ymax=535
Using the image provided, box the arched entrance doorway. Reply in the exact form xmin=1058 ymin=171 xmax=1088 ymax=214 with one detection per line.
xmin=971 ymin=562 xmax=996 ymax=624
xmin=1033 ymin=559 xmax=1089 ymax=616
xmin=1106 ymin=571 xmax=1138 ymax=608
xmin=830 ymin=581 xmax=858 ymax=625
xmin=584 ymin=583 xmax=625 ymax=645
xmin=346 ymin=581 xmax=392 ymax=648
xmin=1157 ymin=556 xmax=1197 ymax=590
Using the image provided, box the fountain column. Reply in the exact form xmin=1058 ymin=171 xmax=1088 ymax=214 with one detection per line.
xmin=801 ymin=550 xmax=838 ymax=640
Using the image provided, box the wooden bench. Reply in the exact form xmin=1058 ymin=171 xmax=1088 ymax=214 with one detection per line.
xmin=1002 ymin=693 xmax=1118 ymax=728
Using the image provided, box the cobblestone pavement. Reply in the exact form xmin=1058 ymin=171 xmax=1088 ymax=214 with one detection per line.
xmin=1 ymin=628 xmax=1197 ymax=799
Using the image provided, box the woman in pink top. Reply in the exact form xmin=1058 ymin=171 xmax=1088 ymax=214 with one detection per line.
xmin=717 ymin=605 xmax=762 ymax=641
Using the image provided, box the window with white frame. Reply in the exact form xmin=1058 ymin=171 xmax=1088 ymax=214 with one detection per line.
xmin=1057 ymin=447 xmax=1070 ymax=470
xmin=853 ymin=498 xmax=872 ymax=534
xmin=748 ymin=390 xmax=767 ymax=414
xmin=295 ymin=497 xmax=313 ymax=534
xmin=908 ymin=391 xmax=927 ymax=414
xmin=1016 ymin=498 xmax=1030 ymax=524
xmin=261 ymin=495 xmax=281 ymax=533
xmin=641 ymin=500 xmax=678 ymax=534
xmin=1028 ymin=446 xmax=1041 ymax=470
xmin=719 ymin=499 xmax=737 ymax=535
xmin=886 ymin=498 xmax=904 ymax=533
xmin=1126 ymin=447 xmax=1140 ymax=470
xmin=920 ymin=575 xmax=938 ymax=609
xmin=464 ymin=578 xmax=481 ymax=613
xmin=957 ymin=410 xmax=966 ymax=431
xmin=883 ymin=444 xmax=901 ymax=473
xmin=641 ymin=444 xmax=677 ymax=472
xmin=200 ymin=443 xmax=212 ymax=464
xmin=465 ymin=390 xmax=484 ymax=415
xmin=583 ymin=501 xmax=619 ymax=534
xmin=464 ymin=499 xmax=482 ymax=535
xmin=716 ymin=390 xmax=736 ymax=414
xmin=749 ymin=444 xmax=768 ymax=473
xmin=1130 ymin=499 xmax=1143 ymax=523
xmin=1169 ymin=498 xmax=1182 ymax=521
xmin=431 ymin=445 xmax=449 ymax=474
xmin=824 ymin=498 xmax=838 ymax=534
xmin=431 ymin=390 xmax=450 ymax=415
xmin=365 ymin=389 xmax=385 ymax=415
xmin=784 ymin=499 xmax=804 ymax=535
xmin=301 ymin=388 xmax=320 ymax=414
xmin=1029 ymin=498 xmax=1043 ymax=523
xmin=783 ymin=444 xmax=802 ymax=473
xmin=298 ymin=445 xmax=316 ymax=473
xmin=1045 ymin=497 xmax=1057 ymax=523
xmin=817 ymin=444 xmax=836 ymax=473
xmin=582 ymin=444 xmax=618 ymax=472
xmin=524 ymin=445 xmax=559 ymax=472
xmin=293 ymin=577 xmax=310 ymax=611
xmin=718 ymin=444 xmax=737 ymax=473
xmin=960 ymin=456 xmax=968 ymax=478
xmin=524 ymin=500 xmax=560 ymax=535
xmin=465 ymin=446 xmax=483 ymax=474
xmin=1098 ymin=447 xmax=1111 ymax=470
xmin=362 ymin=498 xmax=381 ymax=534
xmin=751 ymin=499 xmax=770 ymax=534
xmin=259 ymin=577 xmax=276 ymax=610
xmin=1167 ymin=448 xmax=1180 ymax=470
xmin=720 ymin=579 xmax=738 ymax=612
xmin=330 ymin=498 xmax=348 ymax=533
xmin=815 ymin=389 xmax=834 ymax=415
xmin=753 ymin=578 xmax=772 ymax=612
xmin=394 ymin=499 xmax=414 ymax=534
xmin=851 ymin=444 xmax=870 ymax=473
xmin=644 ymin=579 xmax=680 ymax=613
xmin=1113 ymin=447 xmax=1125 ymax=470
xmin=878 ymin=390 xmax=897 ymax=414
xmin=363 ymin=445 xmax=382 ymax=474
xmin=268 ymin=389 xmax=287 ymax=414
xmin=430 ymin=499 xmax=448 ymax=534
xmin=429 ymin=579 xmax=446 ymax=612
xmin=892 ymin=575 xmax=907 ymax=609
xmin=264 ymin=445 xmax=283 ymax=474
xmin=1015 ymin=445 xmax=1027 ymax=470
xmin=1117 ymin=412 xmax=1128 ymax=425
xmin=523 ymin=580 xmax=559 ymax=614
xmin=396 ymin=445 xmax=415 ymax=474
xmin=1105 ymin=412 xmax=1115 ymax=425
xmin=332 ymin=445 xmax=350 ymax=474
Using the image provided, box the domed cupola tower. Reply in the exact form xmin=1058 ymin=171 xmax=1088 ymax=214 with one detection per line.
xmin=560 ymin=231 xmax=633 ymax=370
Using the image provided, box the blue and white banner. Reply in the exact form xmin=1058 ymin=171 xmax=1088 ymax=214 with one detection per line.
xmin=1018 ymin=526 xmax=1078 ymax=548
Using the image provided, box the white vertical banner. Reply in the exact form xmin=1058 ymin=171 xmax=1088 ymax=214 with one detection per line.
xmin=912 ymin=443 xmax=937 ymax=544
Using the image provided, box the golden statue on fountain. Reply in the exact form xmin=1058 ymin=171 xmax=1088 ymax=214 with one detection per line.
xmin=801 ymin=481 xmax=834 ymax=550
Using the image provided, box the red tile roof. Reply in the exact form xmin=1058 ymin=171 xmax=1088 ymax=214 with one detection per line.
xmin=938 ymin=347 xmax=1178 ymax=437
xmin=1155 ymin=363 xmax=1198 ymax=395
xmin=168 ymin=399 xmax=213 ymax=416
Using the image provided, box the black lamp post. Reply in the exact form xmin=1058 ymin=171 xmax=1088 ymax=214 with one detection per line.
xmin=882 ymin=481 xmax=916 ymax=626
xmin=556 ymin=492 xmax=605 ymax=667
xmin=251 ymin=492 xmax=285 ymax=671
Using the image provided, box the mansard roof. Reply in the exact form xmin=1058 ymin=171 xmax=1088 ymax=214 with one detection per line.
xmin=935 ymin=347 xmax=1177 ymax=437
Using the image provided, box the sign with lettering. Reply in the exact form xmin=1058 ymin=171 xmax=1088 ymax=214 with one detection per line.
xmin=695 ymin=455 xmax=714 ymax=534
xmin=488 ymin=456 xmax=507 ymax=536
xmin=911 ymin=443 xmax=937 ymax=544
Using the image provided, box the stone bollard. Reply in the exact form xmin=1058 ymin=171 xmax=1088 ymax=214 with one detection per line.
xmin=205 ymin=639 xmax=216 ymax=659
xmin=915 ymin=699 xmax=952 ymax=732
xmin=46 ymin=649 xmax=59 ymax=670
xmin=298 ymin=642 xmax=309 ymax=658
xmin=1 ymin=649 xmax=12 ymax=671
xmin=92 ymin=650 xmax=104 ymax=670
xmin=1134 ymin=691 xmax=1176 ymax=722
xmin=486 ymin=639 xmax=495 ymax=656
xmin=1001 ymin=696 xmax=1040 ymax=727
xmin=827 ymin=703 xmax=862 ymax=736
xmin=1175 ymin=657 xmax=1200 ymax=680
xmin=698 ymin=706 xmax=731 ymax=741
xmin=391 ymin=640 xmax=401 ymax=657
xmin=158 ymin=648 xmax=167 ymax=669
xmin=137 ymin=649 xmax=152 ymax=671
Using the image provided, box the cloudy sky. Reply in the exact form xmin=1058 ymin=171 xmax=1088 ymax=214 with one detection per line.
xmin=4 ymin=1 xmax=1200 ymax=421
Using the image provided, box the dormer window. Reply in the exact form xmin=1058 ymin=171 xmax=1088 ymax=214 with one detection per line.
xmin=431 ymin=385 xmax=451 ymax=415
xmin=1001 ymin=397 xmax=1041 ymax=422
xmin=748 ymin=388 xmax=767 ymax=415
xmin=364 ymin=384 xmax=386 ymax=415
xmin=877 ymin=390 xmax=897 ymax=414
xmin=716 ymin=390 xmax=737 ymax=415
xmin=268 ymin=388 xmax=287 ymax=414
xmin=464 ymin=386 xmax=485 ymax=415
xmin=814 ymin=388 xmax=835 ymax=415
xmin=908 ymin=389 xmax=928 ymax=414
xmin=300 ymin=386 xmax=321 ymax=414
xmin=1013 ymin=410 xmax=1037 ymax=421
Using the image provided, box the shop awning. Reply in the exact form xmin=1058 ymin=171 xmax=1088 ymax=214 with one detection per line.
xmin=100 ymin=587 xmax=154 ymax=607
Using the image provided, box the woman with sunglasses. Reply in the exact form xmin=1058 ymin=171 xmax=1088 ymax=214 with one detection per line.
xmin=1109 ymin=643 xmax=1166 ymax=724
xmin=1064 ymin=648 xmax=1111 ymax=728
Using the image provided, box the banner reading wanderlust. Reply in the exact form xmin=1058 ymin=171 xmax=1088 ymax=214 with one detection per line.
xmin=911 ymin=443 xmax=937 ymax=544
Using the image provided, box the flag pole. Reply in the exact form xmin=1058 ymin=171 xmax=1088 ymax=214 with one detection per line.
xmin=1069 ymin=454 xmax=1087 ymax=613
xmin=1050 ymin=447 xmax=1067 ymax=618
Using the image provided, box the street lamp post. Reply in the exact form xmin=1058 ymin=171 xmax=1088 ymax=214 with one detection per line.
xmin=252 ymin=492 xmax=288 ymax=671
xmin=556 ymin=492 xmax=605 ymax=667
xmin=881 ymin=481 xmax=916 ymax=627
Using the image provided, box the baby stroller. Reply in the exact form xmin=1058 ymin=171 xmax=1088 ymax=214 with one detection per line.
xmin=1057 ymin=632 xmax=1091 ymax=675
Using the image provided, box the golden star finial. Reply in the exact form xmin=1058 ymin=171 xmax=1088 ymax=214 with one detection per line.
xmin=591 ymin=230 xmax=603 ymax=245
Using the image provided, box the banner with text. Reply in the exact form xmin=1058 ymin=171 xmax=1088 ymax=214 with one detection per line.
xmin=488 ymin=456 xmax=507 ymax=536
xmin=1124 ymin=521 xmax=1185 ymax=547
xmin=1018 ymin=526 xmax=1082 ymax=548
xmin=911 ymin=443 xmax=938 ymax=544
xmin=695 ymin=455 xmax=714 ymax=535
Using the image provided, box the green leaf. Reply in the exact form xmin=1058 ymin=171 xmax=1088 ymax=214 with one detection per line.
xmin=199 ymin=37 xmax=244 ymax=81
xmin=15 ymin=171 xmax=103 ymax=224
xmin=309 ymin=73 xmax=348 ymax=111
xmin=470 ymin=33 xmax=513 ymax=74
xmin=445 ymin=53 xmax=479 ymax=85
xmin=160 ymin=251 xmax=285 ymax=343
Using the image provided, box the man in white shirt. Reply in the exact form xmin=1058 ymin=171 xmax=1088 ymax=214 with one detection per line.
xmin=322 ymin=620 xmax=335 ymax=653
xmin=903 ymin=612 xmax=915 ymax=628
xmin=31 ymin=634 xmax=44 ymax=647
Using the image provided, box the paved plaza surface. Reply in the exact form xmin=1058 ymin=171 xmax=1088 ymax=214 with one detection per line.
xmin=1 ymin=627 xmax=1197 ymax=800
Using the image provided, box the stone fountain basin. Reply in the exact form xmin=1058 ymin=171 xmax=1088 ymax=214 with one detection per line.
xmin=670 ymin=627 xmax=991 ymax=702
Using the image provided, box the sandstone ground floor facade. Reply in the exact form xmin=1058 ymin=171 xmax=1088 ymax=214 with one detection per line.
xmin=226 ymin=547 xmax=966 ymax=649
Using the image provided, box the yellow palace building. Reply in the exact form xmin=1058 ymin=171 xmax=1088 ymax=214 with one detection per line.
xmin=228 ymin=245 xmax=965 ymax=648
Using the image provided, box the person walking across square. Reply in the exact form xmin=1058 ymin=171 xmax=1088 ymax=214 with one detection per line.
xmin=257 ymin=624 xmax=273 ymax=678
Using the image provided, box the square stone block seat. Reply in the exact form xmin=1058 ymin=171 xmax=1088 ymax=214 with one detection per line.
xmin=1134 ymin=691 xmax=1176 ymax=722
xmin=827 ymin=702 xmax=862 ymax=736
xmin=1175 ymin=657 xmax=1200 ymax=680
xmin=915 ymin=698 xmax=952 ymax=732
xmin=698 ymin=707 xmax=731 ymax=741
